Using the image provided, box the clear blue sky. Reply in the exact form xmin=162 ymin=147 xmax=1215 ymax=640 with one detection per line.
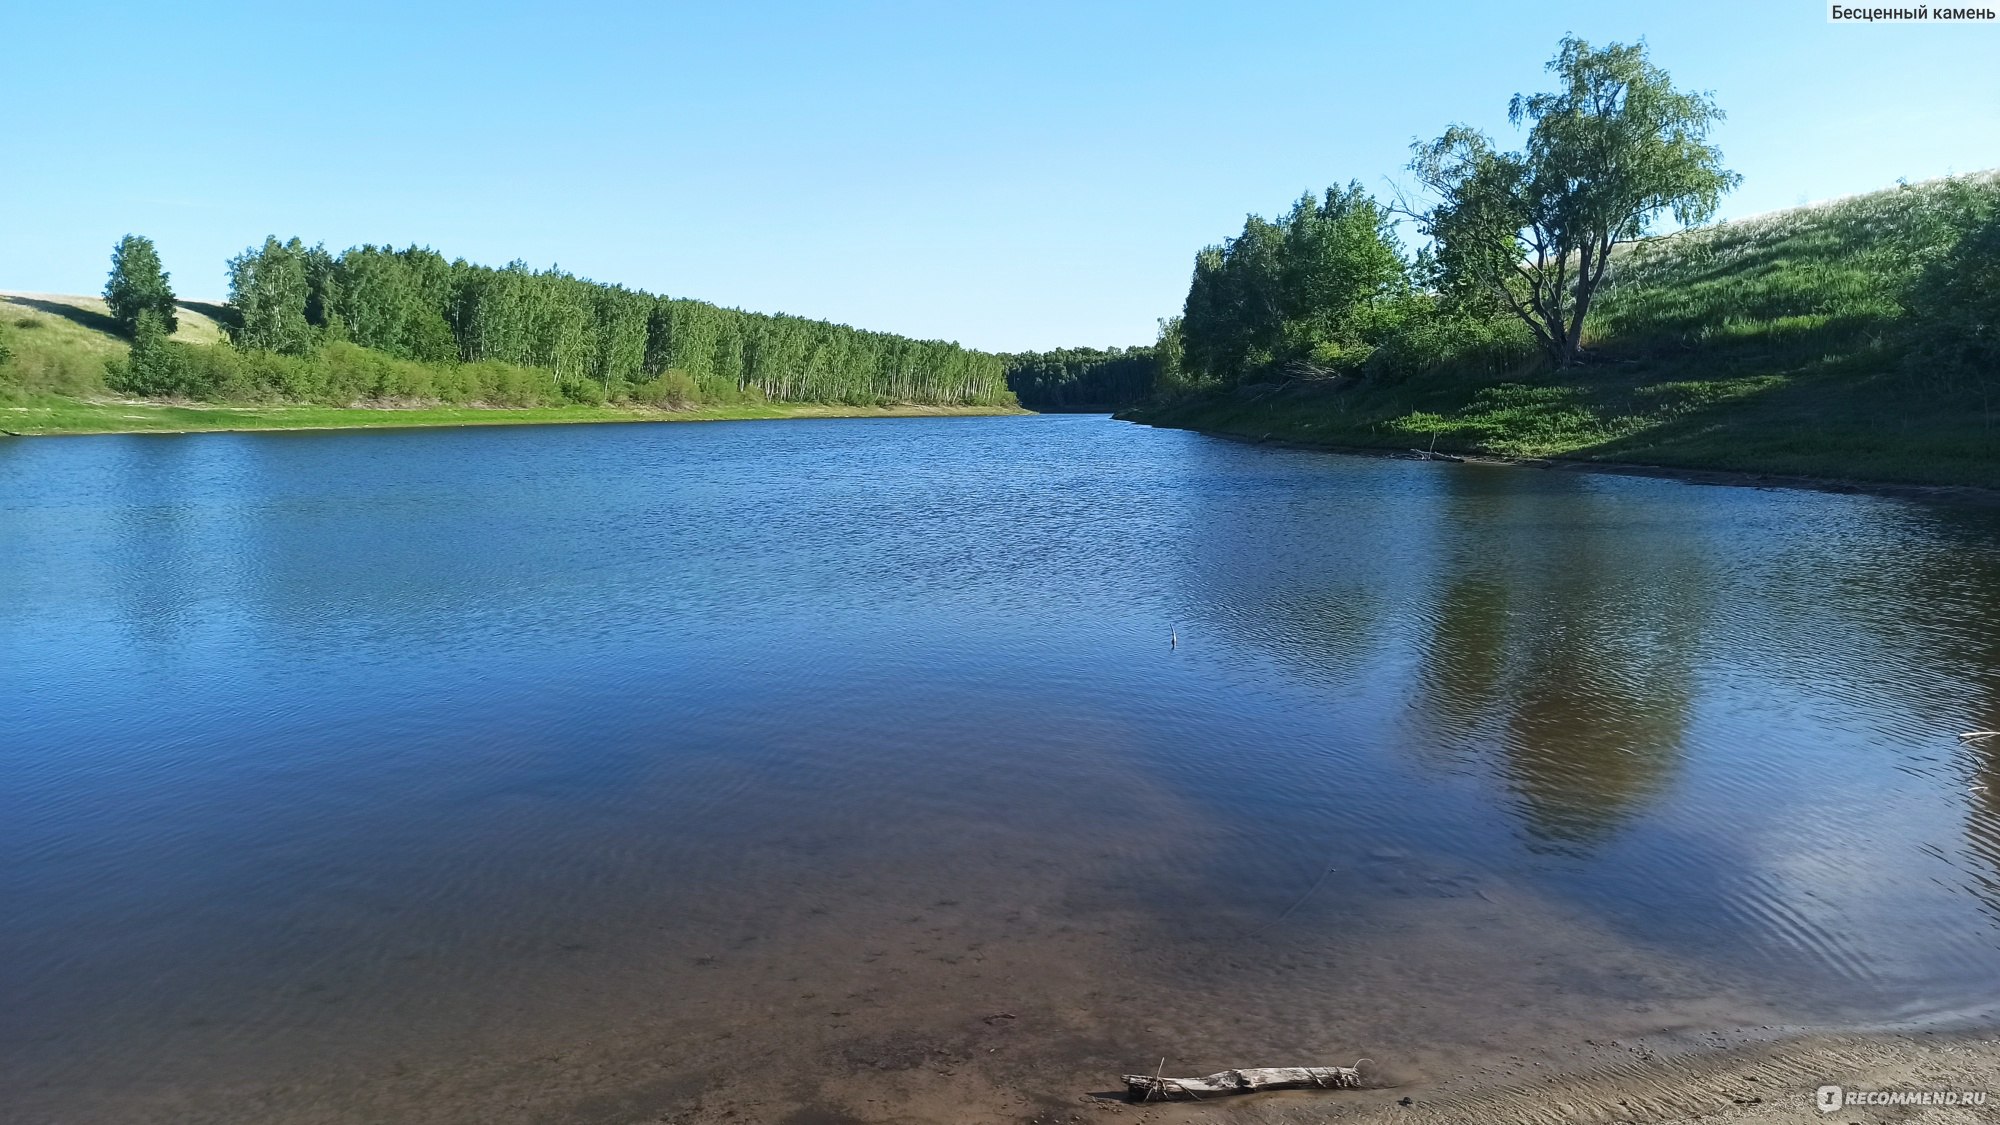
xmin=3 ymin=1 xmax=1995 ymax=352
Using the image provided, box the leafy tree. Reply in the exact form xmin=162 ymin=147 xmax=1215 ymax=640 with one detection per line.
xmin=1178 ymin=183 xmax=1408 ymax=385
xmin=104 ymin=234 xmax=178 ymax=337
xmin=107 ymin=310 xmax=190 ymax=396
xmin=1275 ymin=185 xmax=1410 ymax=368
xmin=589 ymin=285 xmax=651 ymax=390
xmin=396 ymin=248 xmax=462 ymax=364
xmin=1410 ymin=37 xmax=1738 ymax=367
xmin=1151 ymin=316 xmax=1194 ymax=395
xmin=228 ymin=237 xmax=314 ymax=355
xmin=303 ymin=244 xmax=344 ymax=339
xmin=332 ymin=245 xmax=416 ymax=354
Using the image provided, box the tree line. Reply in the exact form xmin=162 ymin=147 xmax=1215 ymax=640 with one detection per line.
xmin=99 ymin=235 xmax=1013 ymax=408
xmin=1003 ymin=346 xmax=1158 ymax=408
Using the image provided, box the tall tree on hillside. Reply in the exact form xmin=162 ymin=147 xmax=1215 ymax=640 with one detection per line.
xmin=104 ymin=234 xmax=178 ymax=337
xmin=227 ymin=237 xmax=313 ymax=355
xmin=1410 ymin=37 xmax=1738 ymax=367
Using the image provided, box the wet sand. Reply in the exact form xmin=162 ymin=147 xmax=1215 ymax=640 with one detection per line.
xmin=10 ymin=840 xmax=1987 ymax=1124
xmin=1148 ymin=1026 xmax=2000 ymax=1125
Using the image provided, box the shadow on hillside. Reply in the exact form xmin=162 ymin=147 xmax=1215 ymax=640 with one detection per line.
xmin=2 ymin=295 xmax=238 ymax=337
xmin=4 ymin=295 xmax=122 ymax=336
xmin=1575 ymin=363 xmax=2000 ymax=486
xmin=179 ymin=300 xmax=238 ymax=331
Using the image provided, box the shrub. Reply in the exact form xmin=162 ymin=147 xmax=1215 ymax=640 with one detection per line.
xmin=105 ymin=312 xmax=194 ymax=396
xmin=468 ymin=361 xmax=546 ymax=407
xmin=559 ymin=378 xmax=608 ymax=406
xmin=631 ymin=370 xmax=699 ymax=408
xmin=1364 ymin=301 xmax=1534 ymax=384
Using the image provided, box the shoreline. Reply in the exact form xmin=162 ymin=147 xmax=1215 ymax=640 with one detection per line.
xmin=1121 ymin=415 xmax=2000 ymax=508
xmin=1290 ymin=1022 xmax=2000 ymax=1125
xmin=0 ymin=398 xmax=1029 ymax=437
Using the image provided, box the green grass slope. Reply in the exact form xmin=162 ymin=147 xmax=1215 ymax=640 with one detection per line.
xmin=0 ymin=292 xmax=229 ymax=397
xmin=1128 ymin=173 xmax=2000 ymax=490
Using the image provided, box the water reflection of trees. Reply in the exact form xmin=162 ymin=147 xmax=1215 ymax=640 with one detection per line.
xmin=98 ymin=438 xmax=218 ymax=653
xmin=1416 ymin=469 xmax=1703 ymax=851
xmin=1176 ymin=447 xmax=1702 ymax=853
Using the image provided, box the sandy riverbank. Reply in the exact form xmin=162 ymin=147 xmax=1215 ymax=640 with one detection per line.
xmin=1098 ymin=1024 xmax=1998 ymax=1125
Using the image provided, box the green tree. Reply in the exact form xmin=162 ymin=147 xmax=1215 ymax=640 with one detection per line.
xmin=589 ymin=285 xmax=651 ymax=391
xmin=332 ymin=245 xmax=416 ymax=354
xmin=107 ymin=310 xmax=190 ymax=396
xmin=1411 ymin=37 xmax=1738 ymax=367
xmin=1178 ymin=183 xmax=1407 ymax=385
xmin=1274 ymin=185 xmax=1409 ymax=370
xmin=103 ymin=234 xmax=178 ymax=337
xmin=228 ymin=236 xmax=314 ymax=355
xmin=303 ymin=243 xmax=345 ymax=339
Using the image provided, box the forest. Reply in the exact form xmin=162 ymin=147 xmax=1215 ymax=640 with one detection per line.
xmin=1002 ymin=346 xmax=1157 ymax=408
xmin=88 ymin=236 xmax=1015 ymax=410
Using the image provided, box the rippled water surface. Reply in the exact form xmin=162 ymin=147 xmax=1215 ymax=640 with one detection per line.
xmin=5 ymin=415 xmax=2000 ymax=1123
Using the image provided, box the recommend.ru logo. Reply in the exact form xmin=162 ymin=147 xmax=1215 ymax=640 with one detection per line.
xmin=1817 ymin=1083 xmax=1989 ymax=1113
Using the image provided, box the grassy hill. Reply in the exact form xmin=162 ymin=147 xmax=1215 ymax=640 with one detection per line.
xmin=1127 ymin=172 xmax=2000 ymax=491
xmin=1 ymin=292 xmax=228 ymax=395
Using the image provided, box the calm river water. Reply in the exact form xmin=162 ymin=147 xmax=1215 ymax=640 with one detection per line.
xmin=4 ymin=414 xmax=1999 ymax=1123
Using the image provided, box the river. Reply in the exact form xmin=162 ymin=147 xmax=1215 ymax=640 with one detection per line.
xmin=4 ymin=414 xmax=1998 ymax=1122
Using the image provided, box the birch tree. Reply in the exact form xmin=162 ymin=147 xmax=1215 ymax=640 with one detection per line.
xmin=1411 ymin=37 xmax=1738 ymax=367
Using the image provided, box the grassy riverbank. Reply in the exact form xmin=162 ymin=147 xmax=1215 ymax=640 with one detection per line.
xmin=0 ymin=396 xmax=1023 ymax=437
xmin=1126 ymin=174 xmax=2000 ymax=491
xmin=0 ymin=292 xmax=1023 ymax=436
xmin=1125 ymin=355 xmax=2000 ymax=490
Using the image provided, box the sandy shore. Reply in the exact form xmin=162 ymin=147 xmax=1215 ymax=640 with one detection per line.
xmin=1099 ymin=1025 xmax=2000 ymax=1125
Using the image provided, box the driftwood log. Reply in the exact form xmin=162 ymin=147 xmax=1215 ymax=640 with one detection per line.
xmin=1123 ymin=1065 xmax=1364 ymax=1102
xmin=1407 ymin=448 xmax=1465 ymax=463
